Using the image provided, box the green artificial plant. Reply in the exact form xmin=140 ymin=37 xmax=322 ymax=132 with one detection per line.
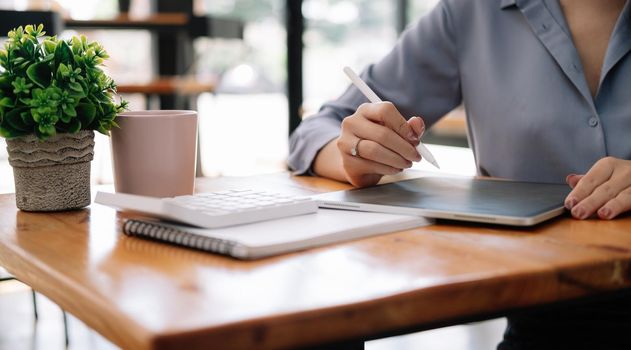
xmin=0 ymin=24 xmax=127 ymax=139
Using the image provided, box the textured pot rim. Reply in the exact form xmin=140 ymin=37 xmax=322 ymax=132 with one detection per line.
xmin=6 ymin=130 xmax=95 ymax=168
xmin=5 ymin=130 xmax=95 ymax=144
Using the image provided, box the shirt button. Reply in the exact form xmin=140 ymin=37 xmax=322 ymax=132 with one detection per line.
xmin=588 ymin=117 xmax=599 ymax=127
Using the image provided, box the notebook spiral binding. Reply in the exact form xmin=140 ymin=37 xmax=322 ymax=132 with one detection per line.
xmin=123 ymin=219 xmax=239 ymax=255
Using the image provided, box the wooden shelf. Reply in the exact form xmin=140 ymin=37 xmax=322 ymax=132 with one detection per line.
xmin=65 ymin=12 xmax=243 ymax=39
xmin=117 ymin=77 xmax=216 ymax=95
xmin=65 ymin=13 xmax=188 ymax=30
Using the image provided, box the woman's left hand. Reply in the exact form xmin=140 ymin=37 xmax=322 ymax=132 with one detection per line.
xmin=565 ymin=157 xmax=631 ymax=220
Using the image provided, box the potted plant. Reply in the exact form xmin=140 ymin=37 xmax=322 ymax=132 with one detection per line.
xmin=0 ymin=24 xmax=127 ymax=211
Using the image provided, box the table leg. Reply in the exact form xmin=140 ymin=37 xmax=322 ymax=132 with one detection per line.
xmin=303 ymin=341 xmax=365 ymax=350
xmin=31 ymin=289 xmax=38 ymax=321
xmin=62 ymin=308 xmax=69 ymax=347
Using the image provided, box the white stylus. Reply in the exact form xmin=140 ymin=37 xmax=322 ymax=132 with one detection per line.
xmin=343 ymin=66 xmax=440 ymax=169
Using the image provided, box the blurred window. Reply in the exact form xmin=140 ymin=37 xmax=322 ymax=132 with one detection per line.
xmin=302 ymin=0 xmax=398 ymax=116
xmin=0 ymin=0 xmax=449 ymax=193
xmin=409 ymin=0 xmax=441 ymax=22
xmin=196 ymin=0 xmax=289 ymax=176
xmin=302 ymin=0 xmax=441 ymax=116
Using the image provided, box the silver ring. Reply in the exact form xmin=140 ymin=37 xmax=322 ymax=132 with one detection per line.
xmin=351 ymin=138 xmax=363 ymax=157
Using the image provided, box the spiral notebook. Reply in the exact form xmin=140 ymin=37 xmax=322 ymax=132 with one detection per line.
xmin=123 ymin=209 xmax=431 ymax=259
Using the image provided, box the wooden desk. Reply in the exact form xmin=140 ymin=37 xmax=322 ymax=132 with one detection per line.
xmin=1 ymin=172 xmax=631 ymax=350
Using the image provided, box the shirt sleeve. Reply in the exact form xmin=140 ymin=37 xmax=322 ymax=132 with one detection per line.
xmin=288 ymin=0 xmax=463 ymax=175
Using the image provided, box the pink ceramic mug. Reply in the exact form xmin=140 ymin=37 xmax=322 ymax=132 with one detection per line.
xmin=111 ymin=110 xmax=198 ymax=198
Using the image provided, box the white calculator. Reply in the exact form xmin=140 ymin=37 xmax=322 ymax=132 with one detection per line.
xmin=95 ymin=189 xmax=318 ymax=228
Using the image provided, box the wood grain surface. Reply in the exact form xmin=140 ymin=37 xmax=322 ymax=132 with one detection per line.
xmin=65 ymin=13 xmax=190 ymax=29
xmin=116 ymin=77 xmax=216 ymax=95
xmin=1 ymin=172 xmax=631 ymax=350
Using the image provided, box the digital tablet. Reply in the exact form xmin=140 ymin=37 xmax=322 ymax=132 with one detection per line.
xmin=315 ymin=176 xmax=571 ymax=226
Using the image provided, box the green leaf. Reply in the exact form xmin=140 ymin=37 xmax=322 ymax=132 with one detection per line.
xmin=0 ymin=50 xmax=7 ymax=67
xmin=95 ymin=92 xmax=111 ymax=104
xmin=76 ymin=103 xmax=96 ymax=127
xmin=11 ymin=77 xmax=33 ymax=95
xmin=5 ymin=108 xmax=31 ymax=131
xmin=31 ymin=108 xmax=41 ymax=123
xmin=26 ymin=61 xmax=52 ymax=88
xmin=0 ymin=125 xmax=28 ymax=138
xmin=20 ymin=110 xmax=34 ymax=126
xmin=68 ymin=89 xmax=85 ymax=99
xmin=97 ymin=124 xmax=110 ymax=135
xmin=43 ymin=39 xmax=56 ymax=55
xmin=71 ymin=36 xmax=83 ymax=54
xmin=69 ymin=81 xmax=84 ymax=93
xmin=23 ymin=39 xmax=36 ymax=57
xmin=42 ymin=53 xmax=54 ymax=63
xmin=60 ymin=104 xmax=76 ymax=123
xmin=0 ymin=97 xmax=13 ymax=108
xmin=38 ymin=123 xmax=56 ymax=136
xmin=57 ymin=62 xmax=69 ymax=76
xmin=62 ymin=104 xmax=77 ymax=118
xmin=17 ymin=60 xmax=31 ymax=71
xmin=60 ymin=112 xmax=71 ymax=123
xmin=0 ymin=76 xmax=11 ymax=89
xmin=55 ymin=119 xmax=81 ymax=134
xmin=54 ymin=40 xmax=74 ymax=68
xmin=62 ymin=118 xmax=81 ymax=133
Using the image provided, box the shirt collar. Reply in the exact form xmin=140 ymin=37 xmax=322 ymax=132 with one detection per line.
xmin=500 ymin=0 xmax=517 ymax=9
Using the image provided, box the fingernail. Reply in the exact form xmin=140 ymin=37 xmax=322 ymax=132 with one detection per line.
xmin=572 ymin=207 xmax=586 ymax=220
xmin=565 ymin=198 xmax=576 ymax=210
xmin=599 ymin=207 xmax=612 ymax=220
xmin=407 ymin=131 xmax=418 ymax=142
xmin=565 ymin=174 xmax=576 ymax=183
xmin=413 ymin=117 xmax=425 ymax=136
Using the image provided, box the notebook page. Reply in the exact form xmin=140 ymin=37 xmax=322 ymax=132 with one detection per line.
xmin=175 ymin=209 xmax=430 ymax=248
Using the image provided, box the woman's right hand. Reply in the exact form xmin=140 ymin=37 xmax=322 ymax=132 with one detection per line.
xmin=334 ymin=102 xmax=424 ymax=187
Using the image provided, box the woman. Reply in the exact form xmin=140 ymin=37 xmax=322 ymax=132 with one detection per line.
xmin=289 ymin=0 xmax=631 ymax=348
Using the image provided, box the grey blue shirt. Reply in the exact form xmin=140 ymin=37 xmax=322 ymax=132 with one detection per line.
xmin=288 ymin=0 xmax=631 ymax=184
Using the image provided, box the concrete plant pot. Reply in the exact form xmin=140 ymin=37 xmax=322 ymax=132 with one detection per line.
xmin=6 ymin=130 xmax=95 ymax=211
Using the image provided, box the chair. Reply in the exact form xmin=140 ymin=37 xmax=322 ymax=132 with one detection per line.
xmin=1 ymin=268 xmax=69 ymax=345
xmin=1 ymin=13 xmax=70 ymax=345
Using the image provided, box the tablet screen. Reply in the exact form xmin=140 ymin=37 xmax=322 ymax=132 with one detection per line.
xmin=317 ymin=177 xmax=571 ymax=219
